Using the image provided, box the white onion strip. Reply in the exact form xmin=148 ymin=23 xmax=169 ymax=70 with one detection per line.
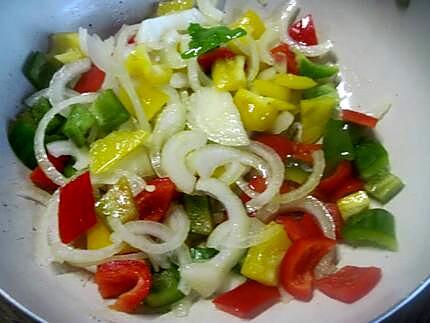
xmin=197 ymin=0 xmax=225 ymax=22
xmin=34 ymin=94 xmax=98 ymax=186
xmin=280 ymin=150 xmax=325 ymax=204
xmin=46 ymin=191 xmax=126 ymax=266
xmin=108 ymin=205 xmax=190 ymax=255
xmin=48 ymin=58 xmax=91 ymax=106
xmin=218 ymin=162 xmax=248 ymax=185
xmin=280 ymin=1 xmax=333 ymax=57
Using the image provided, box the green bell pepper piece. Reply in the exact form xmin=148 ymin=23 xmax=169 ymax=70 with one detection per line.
xmin=190 ymin=247 xmax=219 ymax=262
xmin=336 ymin=190 xmax=370 ymax=220
xmin=23 ymin=51 xmax=62 ymax=90
xmin=89 ymin=89 xmax=130 ymax=135
xmin=302 ymin=84 xmax=338 ymax=100
xmin=364 ymin=173 xmax=404 ymax=204
xmin=323 ymin=119 xmax=355 ymax=172
xmin=62 ymin=104 xmax=96 ymax=147
xmin=285 ymin=158 xmax=312 ymax=185
xmin=354 ymin=139 xmax=389 ymax=180
xmin=184 ymin=195 xmax=214 ymax=235
xmin=297 ymin=53 xmax=339 ymax=79
xmin=342 ymin=208 xmax=398 ymax=251
xmin=145 ymin=267 xmax=185 ymax=308
xmin=63 ymin=164 xmax=77 ymax=178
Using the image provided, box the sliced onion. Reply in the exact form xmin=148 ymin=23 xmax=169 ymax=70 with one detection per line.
xmin=218 ymin=162 xmax=248 ymax=185
xmin=146 ymin=253 xmax=172 ymax=272
xmin=162 ymin=30 xmax=187 ymax=69
xmin=114 ymin=24 xmax=139 ymax=62
xmin=280 ymin=1 xmax=333 ymax=57
xmin=231 ymin=36 xmax=260 ymax=81
xmin=216 ymin=272 xmax=247 ymax=294
xmin=91 ymin=170 xmax=146 ymax=197
xmin=271 ymin=111 xmax=294 ymax=134
xmin=171 ymin=292 xmax=200 ymax=317
xmin=78 ymin=27 xmax=89 ymax=55
xmin=85 ymin=31 xmax=116 ymax=73
xmin=48 ymin=58 xmax=91 ymax=106
xmin=25 ymin=89 xmax=49 ymax=106
xmin=180 ymin=178 xmax=250 ymax=297
xmin=83 ymin=252 xmax=147 ymax=273
xmin=236 ymin=176 xmax=260 ymax=199
xmin=109 ymin=205 xmax=190 ymax=255
xmin=46 ymin=140 xmax=89 ymax=170
xmin=169 ymin=72 xmax=189 ymax=88
xmin=257 ymin=66 xmax=277 ymax=80
xmin=46 ymin=192 xmax=125 ymax=266
xmin=187 ymin=58 xmax=202 ymax=91
xmin=245 ymin=142 xmax=285 ymax=212
xmin=34 ymin=94 xmax=98 ymax=186
xmin=280 ymin=150 xmax=325 ymax=204
xmin=161 ymin=130 xmax=207 ymax=194
xmin=257 ymin=24 xmax=280 ymax=65
xmin=197 ymin=0 xmax=225 ymax=22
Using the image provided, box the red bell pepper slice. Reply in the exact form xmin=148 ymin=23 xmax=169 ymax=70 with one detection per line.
xmin=74 ymin=65 xmax=106 ymax=94
xmin=240 ymin=176 xmax=295 ymax=203
xmin=280 ymin=237 xmax=336 ymax=301
xmin=127 ymin=35 xmax=136 ymax=45
xmin=324 ymin=203 xmax=344 ymax=239
xmin=197 ymin=47 xmax=236 ymax=73
xmin=213 ymin=280 xmax=281 ymax=319
xmin=318 ymin=161 xmax=352 ymax=193
xmin=58 ymin=171 xmax=97 ymax=243
xmin=30 ymin=155 xmax=69 ymax=193
xmin=342 ymin=109 xmax=378 ymax=129
xmin=270 ymin=43 xmax=299 ymax=75
xmin=315 ymin=266 xmax=382 ymax=303
xmin=95 ymin=260 xmax=152 ymax=313
xmin=331 ymin=177 xmax=364 ymax=202
xmin=288 ymin=14 xmax=318 ymax=46
xmin=276 ymin=213 xmax=324 ymax=241
xmin=134 ymin=177 xmax=178 ymax=222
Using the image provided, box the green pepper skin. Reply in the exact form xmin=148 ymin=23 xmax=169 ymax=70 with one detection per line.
xmin=323 ymin=119 xmax=355 ymax=172
xmin=23 ymin=51 xmax=62 ymax=90
xmin=145 ymin=267 xmax=184 ymax=308
xmin=364 ymin=173 xmax=404 ymax=204
xmin=190 ymin=247 xmax=219 ymax=262
xmin=184 ymin=195 xmax=214 ymax=235
xmin=297 ymin=53 xmax=339 ymax=79
xmin=62 ymin=104 xmax=96 ymax=147
xmin=303 ymin=84 xmax=338 ymax=100
xmin=342 ymin=208 xmax=398 ymax=251
xmin=354 ymin=139 xmax=389 ymax=180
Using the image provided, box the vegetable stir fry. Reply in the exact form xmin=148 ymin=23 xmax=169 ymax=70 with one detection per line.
xmin=8 ymin=0 xmax=404 ymax=319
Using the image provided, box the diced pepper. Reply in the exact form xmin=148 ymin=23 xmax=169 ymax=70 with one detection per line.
xmin=232 ymin=10 xmax=266 ymax=39
xmin=284 ymin=158 xmax=311 ymax=184
xmin=95 ymin=260 xmax=152 ymax=313
xmin=315 ymin=266 xmax=382 ymax=304
xmin=184 ymin=195 xmax=213 ymax=235
xmin=303 ymin=84 xmax=338 ymax=100
xmin=134 ymin=178 xmax=177 ymax=222
xmin=156 ymin=0 xmax=194 ymax=16
xmin=96 ymin=177 xmax=138 ymax=223
xmin=239 ymin=175 xmax=267 ymax=203
xmin=48 ymin=32 xmax=85 ymax=64
xmin=197 ymin=47 xmax=236 ymax=73
xmin=90 ymin=89 xmax=130 ymax=135
xmin=251 ymin=79 xmax=291 ymax=101
xmin=145 ymin=267 xmax=184 ymax=308
xmin=212 ymin=55 xmax=247 ymax=91
xmin=30 ymin=155 xmax=69 ymax=193
xmin=23 ymin=51 xmax=62 ymax=90
xmin=318 ymin=161 xmax=353 ymax=193
xmin=342 ymin=109 xmax=378 ymax=129
xmin=241 ymin=222 xmax=291 ymax=286
xmin=89 ymin=130 xmax=148 ymax=174
xmin=87 ymin=218 xmax=112 ymax=250
xmin=336 ymin=190 xmax=370 ymax=220
xmin=270 ymin=43 xmax=299 ymax=75
xmin=280 ymin=237 xmax=336 ymax=301
xmin=297 ymin=53 xmax=339 ymax=79
xmin=323 ymin=119 xmax=355 ymax=171
xmin=62 ymin=104 xmax=96 ymax=147
xmin=63 ymin=164 xmax=77 ymax=178
xmin=364 ymin=173 xmax=404 ymax=204
xmin=190 ymin=247 xmax=219 ymax=262
xmin=300 ymin=96 xmax=338 ymax=144
xmin=331 ymin=177 xmax=365 ymax=202
xmin=276 ymin=213 xmax=324 ymax=241
xmin=234 ymin=89 xmax=278 ymax=131
xmin=342 ymin=208 xmax=398 ymax=251
xmin=58 ymin=172 xmax=97 ymax=243
xmin=74 ymin=65 xmax=106 ymax=93
xmin=213 ymin=280 xmax=281 ymax=319
xmin=354 ymin=139 xmax=389 ymax=180
xmin=181 ymin=23 xmax=247 ymax=59
xmin=274 ymin=73 xmax=316 ymax=90
xmin=135 ymin=83 xmax=169 ymax=120
xmin=288 ymin=14 xmax=318 ymax=46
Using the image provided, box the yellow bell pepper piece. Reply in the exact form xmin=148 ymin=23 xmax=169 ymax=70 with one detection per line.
xmin=234 ymin=89 xmax=278 ymax=132
xmin=117 ymin=86 xmax=134 ymax=116
xmin=232 ymin=10 xmax=266 ymax=39
xmin=274 ymin=73 xmax=317 ymax=90
xmin=300 ymin=95 xmax=338 ymax=143
xmin=241 ymin=222 xmax=291 ymax=286
xmin=269 ymin=99 xmax=299 ymax=113
xmin=251 ymin=79 xmax=291 ymax=101
xmin=90 ymin=130 xmax=148 ymax=174
xmin=156 ymin=0 xmax=194 ymax=16
xmin=87 ymin=218 xmax=112 ymax=250
xmin=212 ymin=56 xmax=247 ymax=92
xmin=49 ymin=32 xmax=85 ymax=64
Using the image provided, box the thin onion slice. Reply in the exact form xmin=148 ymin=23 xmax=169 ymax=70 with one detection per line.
xmin=271 ymin=111 xmax=294 ymax=134
xmin=34 ymin=94 xmax=98 ymax=186
xmin=161 ymin=130 xmax=207 ymax=194
xmin=91 ymin=170 xmax=146 ymax=197
xmin=280 ymin=150 xmax=325 ymax=204
xmin=231 ymin=36 xmax=260 ymax=81
xmin=46 ymin=140 xmax=89 ymax=170
xmin=280 ymin=1 xmax=333 ymax=57
xmin=197 ymin=0 xmax=225 ymax=22
xmin=257 ymin=24 xmax=280 ymax=65
xmin=218 ymin=162 xmax=248 ymax=185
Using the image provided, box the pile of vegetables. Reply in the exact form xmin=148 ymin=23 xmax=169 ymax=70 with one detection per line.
xmin=8 ymin=0 xmax=404 ymax=319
